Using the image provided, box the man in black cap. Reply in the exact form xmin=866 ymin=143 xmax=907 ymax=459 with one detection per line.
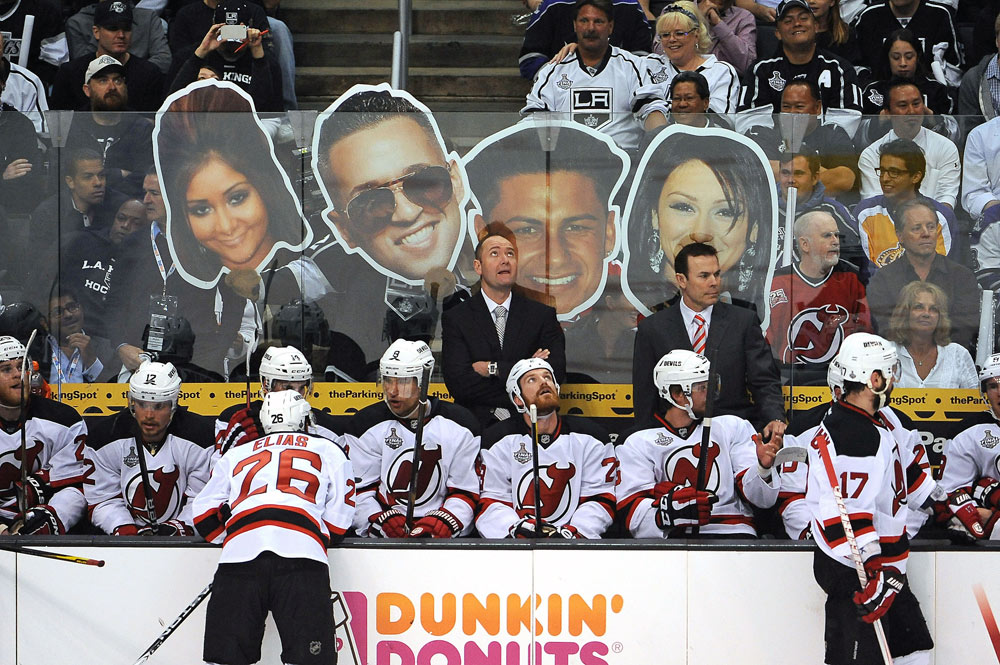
xmin=66 ymin=0 xmax=172 ymax=74
xmin=50 ymin=1 xmax=165 ymax=112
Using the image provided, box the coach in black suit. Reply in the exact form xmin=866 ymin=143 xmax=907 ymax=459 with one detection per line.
xmin=632 ymin=243 xmax=785 ymax=434
xmin=442 ymin=223 xmax=566 ymax=425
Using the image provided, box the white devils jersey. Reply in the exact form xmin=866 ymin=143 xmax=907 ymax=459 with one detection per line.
xmin=803 ymin=402 xmax=911 ymax=572
xmin=346 ymin=399 xmax=480 ymax=537
xmin=193 ymin=431 xmax=354 ymax=564
xmin=616 ymin=414 xmax=779 ymax=538
xmin=477 ymin=415 xmax=616 ymax=539
xmin=940 ymin=412 xmax=1000 ymax=496
xmin=85 ymin=409 xmax=214 ymax=533
xmin=522 ymin=46 xmax=661 ymax=151
xmin=0 ymin=397 xmax=91 ymax=528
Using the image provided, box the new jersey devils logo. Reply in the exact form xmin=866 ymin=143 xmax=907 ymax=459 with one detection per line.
xmin=387 ymin=445 xmax=443 ymax=507
xmin=126 ymin=466 xmax=181 ymax=521
xmin=516 ymin=462 xmax=577 ymax=523
xmin=665 ymin=442 xmax=721 ymax=494
xmin=0 ymin=439 xmax=44 ymax=493
xmin=783 ymin=303 xmax=849 ymax=364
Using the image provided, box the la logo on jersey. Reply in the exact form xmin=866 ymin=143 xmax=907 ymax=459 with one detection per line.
xmin=571 ymin=88 xmax=612 ymax=130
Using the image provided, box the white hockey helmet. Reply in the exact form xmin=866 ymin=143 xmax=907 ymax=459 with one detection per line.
xmin=837 ymin=333 xmax=898 ymax=406
xmin=259 ymin=345 xmax=313 ymax=393
xmin=827 ymin=355 xmax=845 ymax=401
xmin=980 ymin=353 xmax=1000 ymax=387
xmin=506 ymin=357 xmax=559 ymax=413
xmin=260 ymin=390 xmax=312 ymax=434
xmin=379 ymin=339 xmax=434 ymax=386
xmin=653 ymin=349 xmax=712 ymax=420
xmin=129 ymin=360 xmax=181 ymax=408
xmin=0 ymin=335 xmax=26 ymax=363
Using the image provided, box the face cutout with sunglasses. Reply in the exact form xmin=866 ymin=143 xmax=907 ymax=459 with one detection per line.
xmin=321 ymin=113 xmax=467 ymax=284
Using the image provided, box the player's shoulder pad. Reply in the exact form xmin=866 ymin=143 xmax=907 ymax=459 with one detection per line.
xmin=349 ymin=401 xmax=395 ymax=436
xmin=85 ymin=410 xmax=134 ymax=450
xmin=28 ymin=396 xmax=83 ymax=428
xmin=169 ymin=407 xmax=216 ymax=448
xmin=560 ymin=414 xmax=609 ymax=443
xmin=312 ymin=409 xmax=352 ymax=436
xmin=956 ymin=411 xmax=998 ymax=433
xmin=218 ymin=399 xmax=262 ymax=421
xmin=481 ymin=417 xmax=526 ymax=450
xmin=432 ymin=399 xmax=481 ymax=436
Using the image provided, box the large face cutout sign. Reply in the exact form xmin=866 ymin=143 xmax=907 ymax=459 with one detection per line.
xmin=310 ymin=83 xmax=470 ymax=286
xmin=153 ymin=80 xmax=312 ymax=289
xmin=462 ymin=121 xmax=629 ymax=321
xmin=620 ymin=125 xmax=778 ymax=329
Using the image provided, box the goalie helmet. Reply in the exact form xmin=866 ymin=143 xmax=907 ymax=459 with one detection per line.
xmin=827 ymin=355 xmax=845 ymax=401
xmin=259 ymin=345 xmax=313 ymax=393
xmin=260 ymin=390 xmax=311 ymax=434
xmin=653 ymin=349 xmax=711 ymax=420
xmin=506 ymin=357 xmax=559 ymax=413
xmin=379 ymin=339 xmax=434 ymax=385
xmin=129 ymin=360 xmax=181 ymax=407
xmin=837 ymin=333 xmax=898 ymax=408
xmin=0 ymin=335 xmax=26 ymax=363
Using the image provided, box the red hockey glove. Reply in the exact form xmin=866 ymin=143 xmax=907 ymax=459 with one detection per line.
xmin=974 ymin=477 xmax=1000 ymax=510
xmin=112 ymin=524 xmax=155 ymax=536
xmin=654 ymin=486 xmax=717 ymax=530
xmin=509 ymin=517 xmax=558 ymax=539
xmin=550 ymin=524 xmax=582 ymax=539
xmin=369 ymin=509 xmax=407 ymax=538
xmin=219 ymin=407 xmax=262 ymax=455
xmin=854 ymin=565 xmax=905 ymax=623
xmin=947 ymin=491 xmax=985 ymax=541
xmin=16 ymin=505 xmax=65 ymax=535
xmin=651 ymin=481 xmax=679 ymax=499
xmin=409 ymin=509 xmax=462 ymax=538
xmin=14 ymin=471 xmax=53 ymax=508
xmin=154 ymin=519 xmax=194 ymax=537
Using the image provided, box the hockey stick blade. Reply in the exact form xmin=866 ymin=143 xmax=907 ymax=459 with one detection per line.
xmin=774 ymin=446 xmax=809 ymax=467
xmin=0 ymin=542 xmax=104 ymax=566
xmin=133 ymin=582 xmax=213 ymax=665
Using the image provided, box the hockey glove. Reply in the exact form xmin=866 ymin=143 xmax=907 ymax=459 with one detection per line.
xmin=14 ymin=471 xmax=53 ymax=508
xmin=853 ymin=565 xmax=906 ymax=624
xmin=654 ymin=486 xmax=717 ymax=530
xmin=946 ymin=491 xmax=985 ymax=541
xmin=369 ymin=509 xmax=408 ymax=538
xmin=113 ymin=524 xmax=154 ymax=536
xmin=16 ymin=505 xmax=65 ymax=535
xmin=549 ymin=523 xmax=582 ymax=539
xmin=219 ymin=407 xmax=263 ymax=455
xmin=409 ymin=509 xmax=462 ymax=538
xmin=974 ymin=477 xmax=1000 ymax=510
xmin=509 ymin=517 xmax=559 ymax=539
xmin=154 ymin=519 xmax=194 ymax=537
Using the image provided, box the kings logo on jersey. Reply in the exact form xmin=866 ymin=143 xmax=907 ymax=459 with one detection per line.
xmin=0 ymin=32 xmax=19 ymax=60
xmin=386 ymin=444 xmax=444 ymax=507
xmin=664 ymin=442 xmax=721 ymax=494
xmin=571 ymin=88 xmax=612 ymax=131
xmin=515 ymin=462 xmax=577 ymax=522
xmin=125 ymin=467 xmax=182 ymax=522
xmin=783 ymin=304 xmax=849 ymax=364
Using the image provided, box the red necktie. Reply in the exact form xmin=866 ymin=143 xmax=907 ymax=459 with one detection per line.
xmin=693 ymin=314 xmax=706 ymax=355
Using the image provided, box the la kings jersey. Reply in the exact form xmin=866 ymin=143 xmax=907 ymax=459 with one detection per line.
xmin=477 ymin=414 xmax=616 ymax=538
xmin=214 ymin=398 xmax=350 ymax=463
xmin=740 ymin=49 xmax=862 ymax=112
xmin=616 ymin=413 xmax=779 ymax=538
xmin=85 ymin=408 xmax=214 ymax=533
xmin=0 ymin=397 xmax=91 ymax=529
xmin=345 ymin=398 xmax=480 ymax=537
xmin=639 ymin=52 xmax=741 ymax=113
xmin=522 ymin=46 xmax=663 ymax=151
xmin=193 ymin=431 xmax=354 ymax=564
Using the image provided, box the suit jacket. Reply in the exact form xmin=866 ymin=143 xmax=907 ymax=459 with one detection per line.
xmin=631 ymin=301 xmax=784 ymax=428
xmin=442 ymin=288 xmax=566 ymax=423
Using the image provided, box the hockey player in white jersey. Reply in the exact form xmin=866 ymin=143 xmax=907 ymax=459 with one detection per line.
xmin=85 ymin=360 xmax=214 ymax=535
xmin=348 ymin=339 xmax=480 ymax=538
xmin=617 ymin=349 xmax=782 ymax=538
xmin=939 ymin=353 xmax=1000 ymax=539
xmin=0 ymin=335 xmax=92 ymax=535
xmin=215 ymin=345 xmax=349 ymax=457
xmin=477 ymin=357 xmax=616 ymax=538
xmin=193 ymin=391 xmax=354 ymax=665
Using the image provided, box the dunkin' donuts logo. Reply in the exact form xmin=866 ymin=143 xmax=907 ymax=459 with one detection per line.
xmin=333 ymin=591 xmax=626 ymax=664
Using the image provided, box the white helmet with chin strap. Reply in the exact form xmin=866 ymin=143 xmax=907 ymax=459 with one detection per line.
xmin=129 ymin=360 xmax=181 ymax=412
xmin=653 ymin=349 xmax=711 ymax=421
xmin=0 ymin=335 xmax=26 ymax=363
xmin=837 ymin=333 xmax=899 ymax=409
xmin=506 ymin=357 xmax=559 ymax=414
xmin=379 ymin=339 xmax=434 ymax=385
xmin=261 ymin=390 xmax=312 ymax=434
xmin=827 ymin=355 xmax=845 ymax=401
xmin=979 ymin=353 xmax=1000 ymax=418
xmin=259 ymin=345 xmax=313 ymax=394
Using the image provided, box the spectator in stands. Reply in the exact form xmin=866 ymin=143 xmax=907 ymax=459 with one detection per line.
xmin=857 ymin=79 xmax=960 ymax=208
xmin=170 ymin=3 xmax=283 ymax=111
xmin=64 ymin=55 xmax=155 ymax=185
xmin=0 ymin=57 xmax=44 ymax=216
xmin=854 ymin=0 xmax=962 ymax=81
xmin=519 ymin=0 xmax=652 ymax=80
xmin=652 ymin=0 xmax=755 ymax=72
xmin=776 ymin=145 xmax=867 ymax=277
xmin=0 ymin=33 xmax=49 ymax=135
xmin=959 ymin=14 xmax=1000 ymax=124
xmin=0 ymin=0 xmax=69 ymax=84
xmin=886 ymin=281 xmax=978 ymax=389
xmin=51 ymin=1 xmax=165 ymax=112
xmin=962 ymin=116 xmax=1000 ymax=289
xmin=643 ymin=2 xmax=741 ymax=116
xmin=810 ymin=0 xmax=860 ymax=66
xmin=853 ymin=138 xmax=957 ymax=270
xmin=67 ymin=0 xmax=172 ymax=73
xmin=766 ymin=210 xmax=871 ymax=368
xmin=745 ymin=79 xmax=859 ymax=197
xmin=740 ymin=0 xmax=862 ymax=113
xmin=865 ymin=198 xmax=980 ymax=350
xmin=664 ymin=70 xmax=731 ymax=127
xmin=862 ymin=29 xmax=953 ymax=116
xmin=45 ymin=290 xmax=120 ymax=386
xmin=31 ymin=148 xmax=107 ymax=239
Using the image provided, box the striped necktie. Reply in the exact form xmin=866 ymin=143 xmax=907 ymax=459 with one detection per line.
xmin=692 ymin=313 xmax=706 ymax=355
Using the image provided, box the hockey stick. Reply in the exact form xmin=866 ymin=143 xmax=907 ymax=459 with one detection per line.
xmin=404 ymin=364 xmax=433 ymax=533
xmin=0 ymin=542 xmax=104 ymax=567
xmin=692 ymin=344 xmax=718 ymax=536
xmin=133 ymin=582 xmax=213 ymax=665
xmin=528 ymin=404 xmax=544 ymax=539
xmin=16 ymin=329 xmax=38 ymax=519
xmin=135 ymin=434 xmax=160 ymax=533
xmin=812 ymin=424 xmax=894 ymax=665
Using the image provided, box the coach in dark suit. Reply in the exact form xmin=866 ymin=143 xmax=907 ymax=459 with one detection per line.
xmin=632 ymin=243 xmax=785 ymax=434
xmin=442 ymin=223 xmax=566 ymax=425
